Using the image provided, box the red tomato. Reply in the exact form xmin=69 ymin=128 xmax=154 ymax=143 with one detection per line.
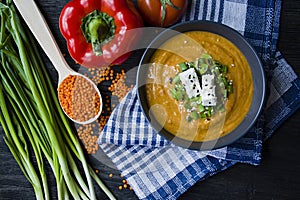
xmin=137 ymin=0 xmax=188 ymax=27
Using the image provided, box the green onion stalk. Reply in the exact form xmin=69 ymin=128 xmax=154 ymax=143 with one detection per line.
xmin=0 ymin=1 xmax=115 ymax=200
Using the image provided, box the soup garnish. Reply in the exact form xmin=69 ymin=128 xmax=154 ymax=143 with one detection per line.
xmin=170 ymin=53 xmax=233 ymax=121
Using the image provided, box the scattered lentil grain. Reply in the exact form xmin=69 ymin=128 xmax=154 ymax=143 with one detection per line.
xmin=108 ymin=70 xmax=134 ymax=102
xmin=108 ymin=173 xmax=133 ymax=191
xmin=75 ymin=66 xmax=133 ymax=154
xmin=77 ymin=123 xmax=99 ymax=154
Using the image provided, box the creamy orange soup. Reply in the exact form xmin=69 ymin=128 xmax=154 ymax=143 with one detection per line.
xmin=146 ymin=31 xmax=253 ymax=142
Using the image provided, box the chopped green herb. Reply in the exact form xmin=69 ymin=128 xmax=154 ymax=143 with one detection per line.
xmin=224 ymin=89 xmax=228 ymax=98
xmin=200 ymin=113 xmax=207 ymax=118
xmin=201 ymin=53 xmax=212 ymax=59
xmin=215 ymin=61 xmax=228 ymax=73
xmin=199 ymin=104 xmax=205 ymax=112
xmin=186 ymin=115 xmax=192 ymax=122
xmin=178 ymin=62 xmax=188 ymax=71
xmin=184 ymin=102 xmax=192 ymax=109
xmin=199 ymin=63 xmax=208 ymax=74
xmin=172 ymin=75 xmax=181 ymax=84
xmin=227 ymin=84 xmax=233 ymax=93
xmin=222 ymin=76 xmax=229 ymax=87
xmin=212 ymin=66 xmax=220 ymax=75
xmin=191 ymin=111 xmax=199 ymax=120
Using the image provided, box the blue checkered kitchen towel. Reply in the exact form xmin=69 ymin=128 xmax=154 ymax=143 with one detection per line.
xmin=98 ymin=0 xmax=300 ymax=199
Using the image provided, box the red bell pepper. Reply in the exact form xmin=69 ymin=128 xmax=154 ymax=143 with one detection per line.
xmin=59 ymin=0 xmax=143 ymax=68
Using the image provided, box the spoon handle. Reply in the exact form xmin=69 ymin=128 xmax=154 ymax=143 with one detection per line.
xmin=13 ymin=0 xmax=72 ymax=82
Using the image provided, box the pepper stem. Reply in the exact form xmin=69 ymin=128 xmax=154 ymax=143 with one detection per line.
xmin=81 ymin=10 xmax=115 ymax=56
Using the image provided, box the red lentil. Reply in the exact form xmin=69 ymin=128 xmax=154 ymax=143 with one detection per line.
xmin=108 ymin=173 xmax=133 ymax=191
xmin=75 ymin=66 xmax=133 ymax=154
xmin=108 ymin=70 xmax=134 ymax=102
xmin=58 ymin=75 xmax=101 ymax=123
xmin=77 ymin=124 xmax=99 ymax=154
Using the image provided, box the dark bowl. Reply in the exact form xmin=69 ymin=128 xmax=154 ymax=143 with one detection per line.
xmin=136 ymin=20 xmax=265 ymax=150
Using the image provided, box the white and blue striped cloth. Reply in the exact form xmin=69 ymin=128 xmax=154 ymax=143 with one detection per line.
xmin=98 ymin=0 xmax=300 ymax=199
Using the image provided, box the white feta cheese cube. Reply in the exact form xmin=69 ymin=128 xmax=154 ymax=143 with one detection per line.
xmin=178 ymin=68 xmax=201 ymax=98
xmin=202 ymin=97 xmax=217 ymax=106
xmin=202 ymin=86 xmax=217 ymax=106
xmin=202 ymin=74 xmax=215 ymax=88
xmin=202 ymin=74 xmax=217 ymax=106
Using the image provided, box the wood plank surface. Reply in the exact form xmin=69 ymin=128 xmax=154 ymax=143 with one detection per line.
xmin=0 ymin=0 xmax=299 ymax=199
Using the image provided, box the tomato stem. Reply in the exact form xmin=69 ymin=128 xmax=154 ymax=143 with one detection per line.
xmin=160 ymin=0 xmax=181 ymax=26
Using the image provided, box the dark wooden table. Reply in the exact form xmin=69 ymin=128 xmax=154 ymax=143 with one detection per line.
xmin=1 ymin=1 xmax=299 ymax=199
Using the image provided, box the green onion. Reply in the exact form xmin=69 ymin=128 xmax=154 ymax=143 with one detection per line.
xmin=0 ymin=2 xmax=115 ymax=200
xmin=191 ymin=111 xmax=199 ymax=120
xmin=199 ymin=63 xmax=208 ymax=74
xmin=186 ymin=115 xmax=192 ymax=122
xmin=199 ymin=104 xmax=205 ymax=112
xmin=224 ymin=89 xmax=228 ymax=98
xmin=200 ymin=113 xmax=207 ymax=119
xmin=170 ymin=88 xmax=183 ymax=100
xmin=201 ymin=53 xmax=212 ymax=59
xmin=212 ymin=66 xmax=220 ymax=75
xmin=220 ymin=65 xmax=228 ymax=73
xmin=227 ymin=84 xmax=233 ymax=93
xmin=195 ymin=58 xmax=199 ymax=68
xmin=178 ymin=62 xmax=188 ymax=71
xmin=170 ymin=88 xmax=177 ymax=99
xmin=184 ymin=102 xmax=192 ymax=109
xmin=215 ymin=61 xmax=228 ymax=73
xmin=172 ymin=84 xmax=185 ymax=100
xmin=206 ymin=107 xmax=213 ymax=117
xmin=190 ymin=96 xmax=201 ymax=103
xmin=222 ymin=76 xmax=229 ymax=87
xmin=172 ymin=75 xmax=181 ymax=84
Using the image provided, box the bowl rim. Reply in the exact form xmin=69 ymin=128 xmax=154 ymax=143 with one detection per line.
xmin=136 ymin=20 xmax=266 ymax=150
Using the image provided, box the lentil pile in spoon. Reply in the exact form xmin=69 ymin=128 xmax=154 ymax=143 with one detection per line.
xmin=58 ymin=75 xmax=101 ymax=123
